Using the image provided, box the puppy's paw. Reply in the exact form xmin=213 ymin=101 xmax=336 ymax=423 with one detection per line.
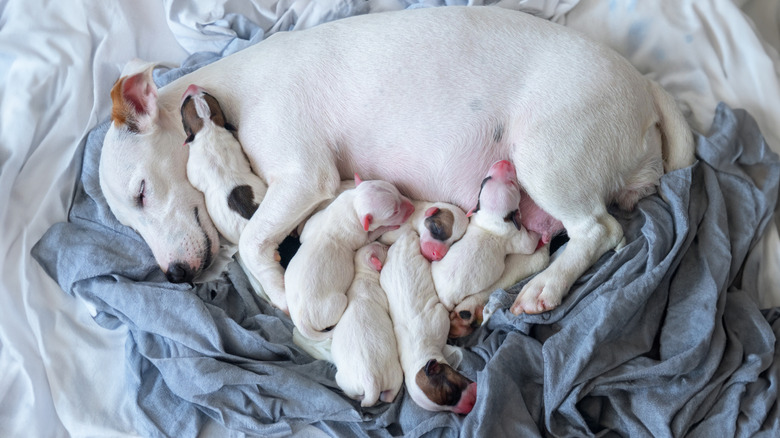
xmin=448 ymin=305 xmax=483 ymax=338
xmin=510 ymin=274 xmax=564 ymax=315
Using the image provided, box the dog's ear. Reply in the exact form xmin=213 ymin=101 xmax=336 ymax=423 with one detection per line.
xmin=362 ymin=214 xmax=373 ymax=231
xmin=110 ymin=66 xmax=158 ymax=133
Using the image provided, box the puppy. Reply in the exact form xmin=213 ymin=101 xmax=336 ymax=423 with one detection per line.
xmin=285 ymin=177 xmax=414 ymax=340
xmin=330 ymin=242 xmax=403 ymax=407
xmin=378 ymin=201 xmax=469 ymax=262
xmin=179 ymin=84 xmax=266 ymax=245
xmin=101 ymin=7 xmax=694 ymax=308
xmin=447 ymin=249 xmax=550 ymax=338
xmin=380 ymin=230 xmax=477 ymax=414
xmin=433 ymin=160 xmax=541 ymax=313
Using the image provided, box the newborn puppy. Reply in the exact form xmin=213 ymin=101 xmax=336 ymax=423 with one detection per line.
xmin=180 ymin=84 xmax=266 ymax=245
xmin=448 ymin=249 xmax=550 ymax=338
xmin=285 ymin=176 xmax=414 ymax=341
xmin=331 ymin=242 xmax=403 ymax=407
xmin=432 ymin=160 xmax=543 ymax=326
xmin=380 ymin=230 xmax=477 ymax=414
xmin=379 ymin=201 xmax=469 ymax=261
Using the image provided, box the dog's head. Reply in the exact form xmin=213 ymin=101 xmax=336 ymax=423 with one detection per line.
xmin=409 ymin=359 xmax=477 ymax=414
xmin=355 ymin=242 xmax=388 ymax=274
xmin=99 ymin=66 xmax=219 ymax=283
xmin=468 ymin=160 xmax=522 ymax=225
xmin=353 ymin=177 xmax=415 ymax=232
xmin=418 ymin=203 xmax=468 ymax=261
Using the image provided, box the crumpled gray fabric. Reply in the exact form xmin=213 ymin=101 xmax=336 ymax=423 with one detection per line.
xmin=32 ymin=6 xmax=780 ymax=438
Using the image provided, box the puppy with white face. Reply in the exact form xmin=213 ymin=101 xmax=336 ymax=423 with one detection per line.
xmin=285 ymin=177 xmax=414 ymax=341
xmin=432 ymin=160 xmax=542 ymax=313
xmin=378 ymin=201 xmax=469 ymax=262
xmin=179 ymin=84 xmax=267 ymax=245
xmin=330 ymin=242 xmax=403 ymax=407
xmin=380 ymin=230 xmax=477 ymax=414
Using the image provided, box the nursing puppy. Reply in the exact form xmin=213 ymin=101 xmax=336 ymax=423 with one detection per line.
xmin=100 ymin=7 xmax=694 ymax=311
xmin=378 ymin=201 xmax=469 ymax=262
xmin=179 ymin=84 xmax=266 ymax=245
xmin=380 ymin=230 xmax=477 ymax=414
xmin=285 ymin=177 xmax=414 ymax=340
xmin=433 ymin=160 xmax=541 ymax=312
xmin=331 ymin=242 xmax=403 ymax=407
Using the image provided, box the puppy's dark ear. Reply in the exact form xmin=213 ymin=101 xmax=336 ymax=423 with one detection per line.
xmin=424 ymin=359 xmax=442 ymax=376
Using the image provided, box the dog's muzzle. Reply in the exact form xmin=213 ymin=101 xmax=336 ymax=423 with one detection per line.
xmin=166 ymin=262 xmax=195 ymax=283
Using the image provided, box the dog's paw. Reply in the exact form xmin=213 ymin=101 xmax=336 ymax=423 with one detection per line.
xmin=510 ymin=274 xmax=564 ymax=315
xmin=448 ymin=306 xmax=483 ymax=338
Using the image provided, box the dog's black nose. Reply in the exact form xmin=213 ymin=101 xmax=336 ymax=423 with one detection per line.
xmin=166 ymin=262 xmax=194 ymax=283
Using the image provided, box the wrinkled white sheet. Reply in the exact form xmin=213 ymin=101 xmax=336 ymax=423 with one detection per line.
xmin=1 ymin=0 xmax=779 ymax=436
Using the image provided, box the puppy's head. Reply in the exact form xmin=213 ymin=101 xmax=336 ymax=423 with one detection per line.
xmin=409 ymin=359 xmax=477 ymax=414
xmin=355 ymin=242 xmax=388 ymax=274
xmin=100 ymin=66 xmax=219 ymax=283
xmin=353 ymin=177 xmax=415 ymax=232
xmin=469 ymin=160 xmax=522 ymax=222
xmin=418 ymin=203 xmax=468 ymax=261
xmin=179 ymin=84 xmax=237 ymax=143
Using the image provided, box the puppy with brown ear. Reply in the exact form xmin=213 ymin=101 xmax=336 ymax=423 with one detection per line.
xmin=432 ymin=160 xmax=548 ymax=337
xmin=378 ymin=201 xmax=469 ymax=262
xmin=180 ymin=84 xmax=267 ymax=245
xmin=331 ymin=242 xmax=403 ymax=407
xmin=286 ymin=176 xmax=414 ymax=341
xmin=380 ymin=230 xmax=477 ymax=414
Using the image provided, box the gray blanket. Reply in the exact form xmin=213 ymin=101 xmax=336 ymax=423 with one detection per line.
xmin=33 ymin=14 xmax=780 ymax=438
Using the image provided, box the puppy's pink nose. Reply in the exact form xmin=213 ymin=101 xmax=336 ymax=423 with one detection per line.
xmin=490 ymin=160 xmax=515 ymax=175
xmin=181 ymin=84 xmax=205 ymax=101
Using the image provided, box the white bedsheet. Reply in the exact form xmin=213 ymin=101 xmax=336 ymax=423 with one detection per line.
xmin=1 ymin=0 xmax=778 ymax=436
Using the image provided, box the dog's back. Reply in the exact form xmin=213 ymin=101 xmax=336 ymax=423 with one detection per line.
xmin=331 ymin=242 xmax=402 ymax=407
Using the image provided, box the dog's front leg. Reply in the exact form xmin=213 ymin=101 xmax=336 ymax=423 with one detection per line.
xmin=239 ymin=178 xmax=336 ymax=313
xmin=511 ymin=212 xmax=623 ymax=314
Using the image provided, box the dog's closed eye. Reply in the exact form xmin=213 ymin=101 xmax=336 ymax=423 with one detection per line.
xmin=135 ymin=180 xmax=146 ymax=208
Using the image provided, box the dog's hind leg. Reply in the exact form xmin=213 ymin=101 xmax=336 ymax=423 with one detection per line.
xmin=510 ymin=206 xmax=623 ymax=315
xmin=238 ymin=175 xmax=338 ymax=313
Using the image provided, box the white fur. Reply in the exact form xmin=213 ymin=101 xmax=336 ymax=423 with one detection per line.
xmin=433 ymin=209 xmax=542 ymax=311
xmin=184 ymin=92 xmax=267 ymax=245
xmin=285 ymin=179 xmax=413 ymax=340
xmin=331 ymin=242 xmax=403 ymax=407
xmin=100 ymin=7 xmax=694 ymax=310
xmin=379 ymin=231 xmax=467 ymax=412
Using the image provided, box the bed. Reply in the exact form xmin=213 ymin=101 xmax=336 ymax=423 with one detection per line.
xmin=3 ymin=0 xmax=780 ymax=436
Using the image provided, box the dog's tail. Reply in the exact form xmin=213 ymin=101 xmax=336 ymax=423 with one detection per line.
xmin=650 ymin=80 xmax=696 ymax=172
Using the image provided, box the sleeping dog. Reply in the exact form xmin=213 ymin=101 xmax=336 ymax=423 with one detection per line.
xmin=380 ymin=230 xmax=477 ymax=414
xmin=99 ymin=6 xmax=694 ymax=314
xmin=285 ymin=176 xmax=414 ymax=339
xmin=179 ymin=84 xmax=266 ymax=245
xmin=331 ymin=242 xmax=403 ymax=407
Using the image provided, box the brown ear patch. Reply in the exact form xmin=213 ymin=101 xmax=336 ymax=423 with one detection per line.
xmin=414 ymin=359 xmax=473 ymax=407
xmin=202 ymin=93 xmax=228 ymax=129
xmin=180 ymin=95 xmax=203 ymax=143
xmin=424 ymin=208 xmax=455 ymax=242
xmin=110 ymin=76 xmax=137 ymax=132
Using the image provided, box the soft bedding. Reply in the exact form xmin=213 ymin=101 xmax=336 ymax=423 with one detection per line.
xmin=4 ymin=0 xmax=780 ymax=437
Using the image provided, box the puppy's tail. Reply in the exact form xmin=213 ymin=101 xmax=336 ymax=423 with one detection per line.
xmin=650 ymin=80 xmax=695 ymax=172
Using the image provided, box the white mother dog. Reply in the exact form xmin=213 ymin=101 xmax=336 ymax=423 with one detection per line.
xmin=99 ymin=6 xmax=693 ymax=312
